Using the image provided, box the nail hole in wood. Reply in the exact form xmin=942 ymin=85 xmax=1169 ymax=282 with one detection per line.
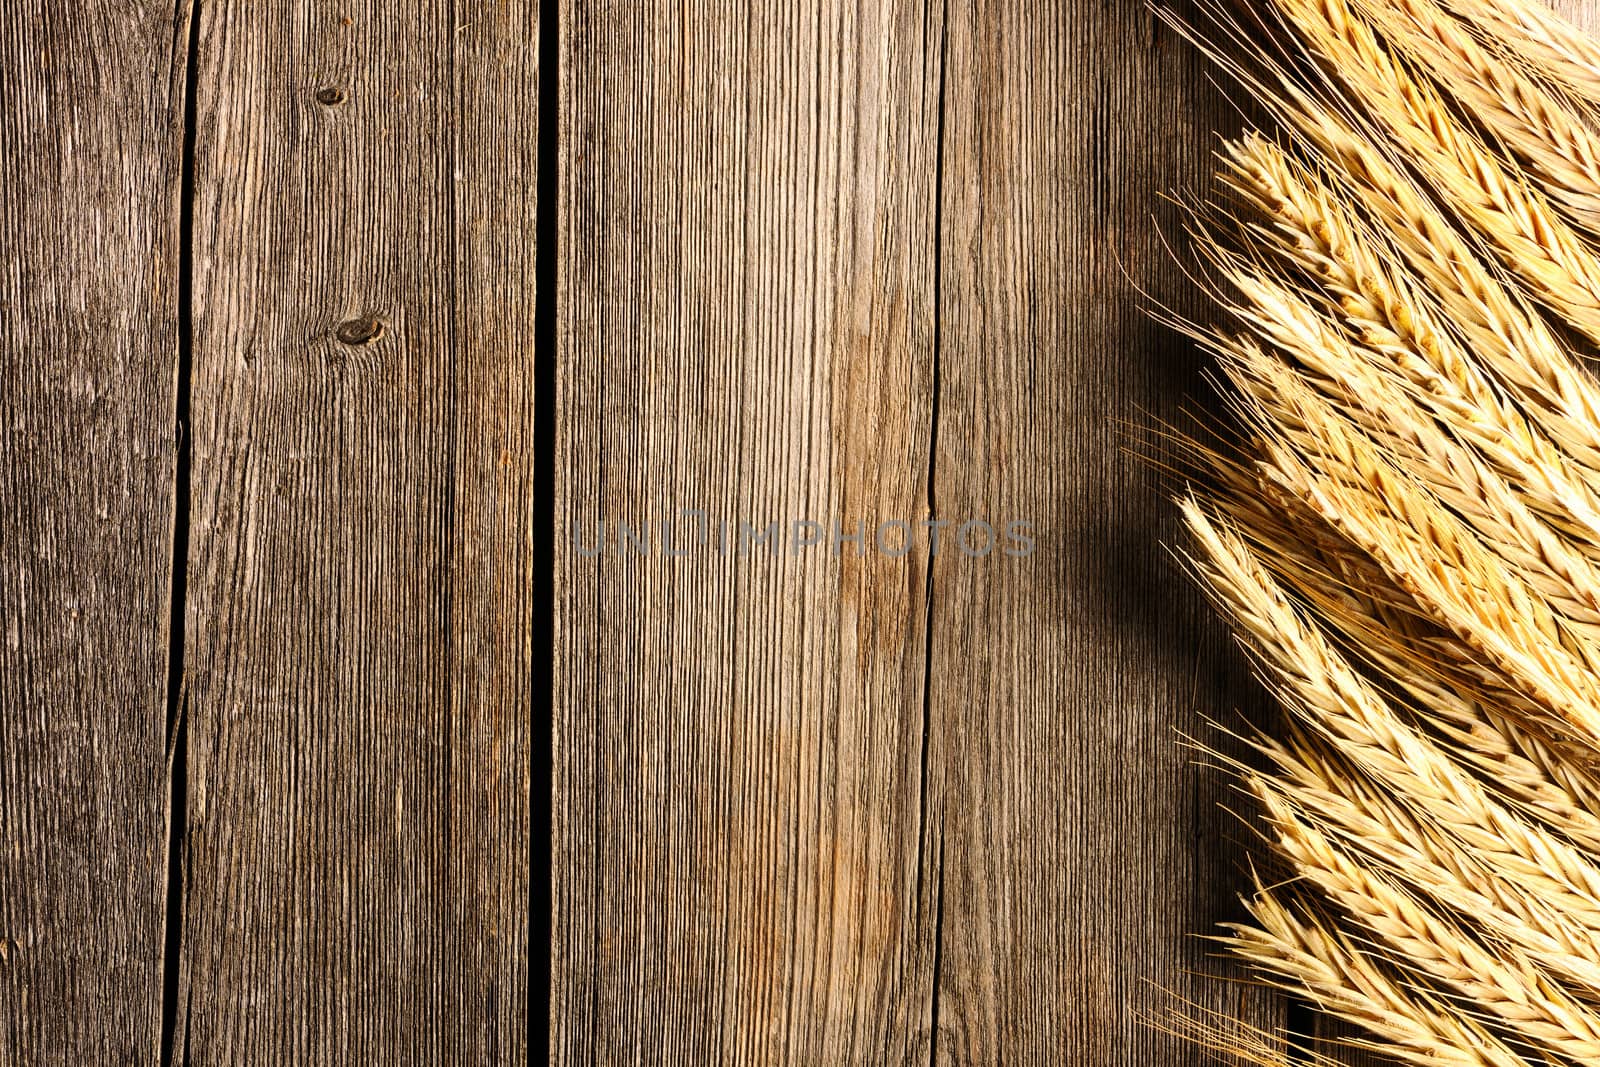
xmin=315 ymin=87 xmax=347 ymax=106
xmin=336 ymin=316 xmax=383 ymax=345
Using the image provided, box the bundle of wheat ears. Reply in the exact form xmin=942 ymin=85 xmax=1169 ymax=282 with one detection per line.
xmin=1159 ymin=0 xmax=1600 ymax=1063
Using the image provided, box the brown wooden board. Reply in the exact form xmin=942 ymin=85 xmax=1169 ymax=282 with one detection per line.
xmin=553 ymin=0 xmax=1278 ymax=1062
xmin=173 ymin=2 xmax=535 ymax=1061
xmin=928 ymin=2 xmax=1278 ymax=1061
xmin=0 ymin=2 xmax=187 ymax=1060
xmin=553 ymin=1 xmax=945 ymax=1060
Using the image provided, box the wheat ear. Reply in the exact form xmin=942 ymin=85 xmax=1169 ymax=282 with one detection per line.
xmin=1209 ymin=272 xmax=1600 ymax=645
xmin=1183 ymin=503 xmax=1600 ymax=936
xmin=1348 ymin=0 xmax=1600 ymax=232
xmin=1269 ymin=0 xmax=1600 ymax=344
xmin=1217 ymin=133 xmax=1600 ymax=538
xmin=1435 ymin=0 xmax=1600 ymax=109
xmin=1287 ymin=102 xmax=1600 ymax=471
xmin=1217 ymin=888 xmax=1537 ymax=1067
xmin=1212 ymin=481 xmax=1600 ymax=839
xmin=1266 ymin=798 xmax=1600 ymax=1063
xmin=1200 ymin=341 xmax=1600 ymax=750
xmin=1244 ymin=736 xmax=1600 ymax=999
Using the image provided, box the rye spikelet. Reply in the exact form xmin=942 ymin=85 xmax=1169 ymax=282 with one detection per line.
xmin=1437 ymin=0 xmax=1600 ymax=107
xmin=1218 ymin=890 xmax=1533 ymax=1067
xmin=1349 ymin=0 xmax=1600 ymax=231
xmin=1164 ymin=0 xmax=1600 ymax=1061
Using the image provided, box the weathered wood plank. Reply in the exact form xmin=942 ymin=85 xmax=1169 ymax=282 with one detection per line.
xmin=927 ymin=2 xmax=1279 ymax=1061
xmin=0 ymin=2 xmax=186 ymax=1060
xmin=175 ymin=2 xmax=534 ymax=1060
xmin=554 ymin=1 xmax=945 ymax=1061
xmin=555 ymin=0 xmax=1277 ymax=1063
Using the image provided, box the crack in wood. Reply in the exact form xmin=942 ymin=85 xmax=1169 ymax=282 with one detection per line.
xmin=158 ymin=1 xmax=201 ymax=1064
xmin=533 ymin=0 xmax=559 ymax=1059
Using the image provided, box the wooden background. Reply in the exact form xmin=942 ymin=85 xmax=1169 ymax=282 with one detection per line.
xmin=7 ymin=0 xmax=1594 ymax=1063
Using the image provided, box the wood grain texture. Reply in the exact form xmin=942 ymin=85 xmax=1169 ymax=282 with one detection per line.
xmin=554 ymin=1 xmax=943 ymax=1061
xmin=0 ymin=1 xmax=185 ymax=1060
xmin=174 ymin=2 xmax=534 ymax=1061
xmin=928 ymin=2 xmax=1276 ymax=1061
xmin=553 ymin=0 xmax=1276 ymax=1062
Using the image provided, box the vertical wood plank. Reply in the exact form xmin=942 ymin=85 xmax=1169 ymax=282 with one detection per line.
xmin=555 ymin=0 xmax=1286 ymax=1062
xmin=927 ymin=2 xmax=1279 ymax=1061
xmin=554 ymin=1 xmax=945 ymax=1061
xmin=0 ymin=2 xmax=185 ymax=1060
xmin=176 ymin=2 xmax=534 ymax=1060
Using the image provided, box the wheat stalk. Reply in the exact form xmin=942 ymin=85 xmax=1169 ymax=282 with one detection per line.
xmin=1289 ymin=102 xmax=1600 ymax=471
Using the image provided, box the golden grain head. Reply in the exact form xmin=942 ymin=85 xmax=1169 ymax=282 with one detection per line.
xmin=1169 ymin=0 xmax=1600 ymax=1063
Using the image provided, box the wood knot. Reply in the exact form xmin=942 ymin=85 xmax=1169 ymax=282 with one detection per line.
xmin=315 ymin=87 xmax=348 ymax=106
xmin=336 ymin=316 xmax=384 ymax=345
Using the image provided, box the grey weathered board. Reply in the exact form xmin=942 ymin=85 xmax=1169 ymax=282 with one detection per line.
xmin=1 ymin=0 xmax=185 ymax=1059
xmin=2 ymin=0 xmax=535 ymax=1063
